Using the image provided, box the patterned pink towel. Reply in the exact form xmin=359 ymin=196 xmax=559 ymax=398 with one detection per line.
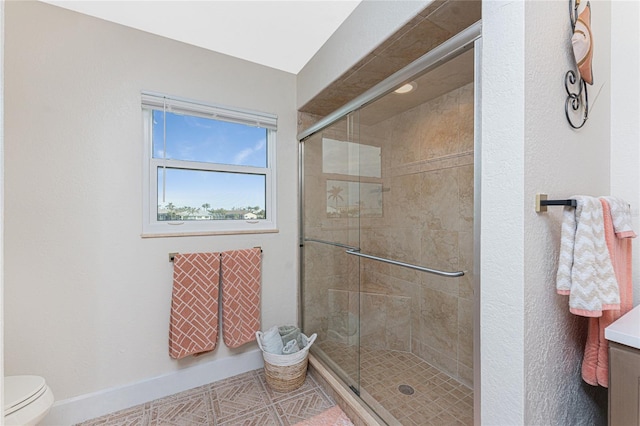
xmin=169 ymin=253 xmax=220 ymax=359
xmin=221 ymin=248 xmax=262 ymax=348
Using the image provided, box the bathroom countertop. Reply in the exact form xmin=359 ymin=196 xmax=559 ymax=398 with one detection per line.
xmin=605 ymin=304 xmax=640 ymax=350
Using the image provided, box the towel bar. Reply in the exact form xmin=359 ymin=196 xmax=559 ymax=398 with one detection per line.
xmin=303 ymin=238 xmax=359 ymax=251
xmin=169 ymin=247 xmax=262 ymax=262
xmin=345 ymin=248 xmax=464 ymax=278
xmin=536 ymin=193 xmax=577 ymax=213
xmin=304 ymin=238 xmax=464 ymax=277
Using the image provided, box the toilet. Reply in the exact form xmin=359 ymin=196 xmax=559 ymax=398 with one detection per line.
xmin=4 ymin=376 xmax=54 ymax=426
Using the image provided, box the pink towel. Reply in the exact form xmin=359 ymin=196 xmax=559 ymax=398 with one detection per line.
xmin=169 ymin=253 xmax=220 ymax=359
xmin=221 ymin=248 xmax=262 ymax=348
xmin=293 ymin=406 xmax=354 ymax=426
xmin=581 ymin=198 xmax=634 ymax=386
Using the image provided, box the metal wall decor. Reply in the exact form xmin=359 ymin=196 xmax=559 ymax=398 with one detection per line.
xmin=565 ymin=0 xmax=593 ymax=129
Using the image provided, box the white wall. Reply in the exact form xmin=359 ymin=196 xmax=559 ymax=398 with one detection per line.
xmin=523 ymin=0 xmax=611 ymax=423
xmin=296 ymin=0 xmax=430 ymax=109
xmin=482 ymin=0 xmax=619 ymax=424
xmin=479 ymin=1 xmax=526 ymax=423
xmin=611 ymin=0 xmax=640 ymax=307
xmin=0 ymin=0 xmax=5 ymax=419
xmin=4 ymin=0 xmax=297 ymax=408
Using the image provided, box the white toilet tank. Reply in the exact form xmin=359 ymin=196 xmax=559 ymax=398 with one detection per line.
xmin=4 ymin=376 xmax=54 ymax=426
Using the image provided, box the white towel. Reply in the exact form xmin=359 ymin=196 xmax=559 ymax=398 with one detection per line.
xmin=282 ymin=339 xmax=300 ymax=355
xmin=261 ymin=325 xmax=284 ymax=354
xmin=556 ymin=200 xmax=578 ymax=296
xmin=556 ymin=196 xmax=620 ymax=316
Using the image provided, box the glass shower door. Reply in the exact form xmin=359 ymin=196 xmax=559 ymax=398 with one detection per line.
xmin=301 ymin=112 xmax=361 ymax=394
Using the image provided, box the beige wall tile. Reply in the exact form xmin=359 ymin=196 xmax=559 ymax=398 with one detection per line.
xmin=423 ymin=168 xmax=460 ymax=231
xmin=458 ymin=164 xmax=475 ymax=232
xmin=457 ymin=362 xmax=474 ymax=388
xmin=387 ymin=172 xmax=425 ymax=231
xmin=412 ymin=338 xmax=458 ymax=378
xmin=418 ymin=287 xmax=458 ymax=357
xmin=458 ymin=298 xmax=474 ymax=368
xmin=360 ymin=292 xmax=411 ymax=351
xmin=426 ymin=0 xmax=482 ymax=35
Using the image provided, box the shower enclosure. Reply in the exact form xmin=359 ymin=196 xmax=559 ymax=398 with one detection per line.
xmin=299 ymin=24 xmax=480 ymax=426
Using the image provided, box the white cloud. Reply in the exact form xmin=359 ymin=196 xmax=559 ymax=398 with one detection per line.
xmin=233 ymin=138 xmax=266 ymax=165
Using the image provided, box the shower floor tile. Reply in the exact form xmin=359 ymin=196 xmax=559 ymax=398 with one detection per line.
xmin=317 ymin=341 xmax=473 ymax=426
xmin=75 ymin=369 xmax=337 ymax=426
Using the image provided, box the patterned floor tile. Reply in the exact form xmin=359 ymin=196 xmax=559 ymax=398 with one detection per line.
xmin=217 ymin=406 xmax=281 ymax=426
xmin=149 ymin=390 xmax=214 ymax=425
xmin=211 ymin=374 xmax=271 ymax=423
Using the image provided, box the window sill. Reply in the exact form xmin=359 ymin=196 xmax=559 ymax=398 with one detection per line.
xmin=141 ymin=228 xmax=279 ymax=238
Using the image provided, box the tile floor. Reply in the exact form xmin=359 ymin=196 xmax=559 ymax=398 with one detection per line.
xmin=317 ymin=342 xmax=473 ymax=426
xmin=76 ymin=369 xmax=337 ymax=426
xmin=77 ymin=345 xmax=472 ymax=426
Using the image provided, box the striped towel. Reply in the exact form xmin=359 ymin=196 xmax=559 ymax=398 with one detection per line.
xmin=169 ymin=253 xmax=220 ymax=359
xmin=556 ymin=196 xmax=620 ymax=316
xmin=221 ymin=248 xmax=262 ymax=348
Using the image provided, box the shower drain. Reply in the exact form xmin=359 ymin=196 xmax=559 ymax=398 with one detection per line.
xmin=398 ymin=384 xmax=415 ymax=395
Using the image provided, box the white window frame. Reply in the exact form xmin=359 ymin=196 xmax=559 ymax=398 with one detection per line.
xmin=141 ymin=92 xmax=277 ymax=237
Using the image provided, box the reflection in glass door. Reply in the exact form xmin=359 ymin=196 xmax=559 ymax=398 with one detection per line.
xmin=300 ymin=111 xmax=362 ymax=394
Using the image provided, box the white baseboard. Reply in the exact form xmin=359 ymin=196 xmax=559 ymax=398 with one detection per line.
xmin=42 ymin=350 xmax=264 ymax=425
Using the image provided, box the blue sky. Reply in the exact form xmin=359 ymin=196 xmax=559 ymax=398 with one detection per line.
xmin=153 ymin=111 xmax=267 ymax=211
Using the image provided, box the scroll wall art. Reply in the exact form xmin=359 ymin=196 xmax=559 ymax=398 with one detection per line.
xmin=565 ymin=0 xmax=594 ymax=129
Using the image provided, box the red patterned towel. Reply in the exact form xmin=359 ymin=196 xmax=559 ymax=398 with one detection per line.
xmin=169 ymin=253 xmax=220 ymax=359
xmin=221 ymin=248 xmax=262 ymax=348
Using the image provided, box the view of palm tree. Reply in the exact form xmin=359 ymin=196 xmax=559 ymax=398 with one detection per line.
xmin=327 ymin=185 xmax=344 ymax=209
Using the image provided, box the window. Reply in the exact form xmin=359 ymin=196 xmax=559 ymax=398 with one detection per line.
xmin=141 ymin=93 xmax=277 ymax=236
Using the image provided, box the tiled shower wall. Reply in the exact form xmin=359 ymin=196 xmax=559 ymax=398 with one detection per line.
xmin=302 ymin=82 xmax=474 ymax=387
xmin=360 ymin=83 xmax=474 ymax=384
xmin=358 ymin=82 xmax=474 ymax=386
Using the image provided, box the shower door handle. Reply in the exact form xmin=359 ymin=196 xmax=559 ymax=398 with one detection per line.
xmin=345 ymin=249 xmax=464 ymax=278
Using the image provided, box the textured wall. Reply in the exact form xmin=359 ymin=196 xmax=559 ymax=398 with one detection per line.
xmin=523 ymin=0 xmax=611 ymax=424
xmin=482 ymin=0 xmax=613 ymax=423
xmin=480 ymin=1 xmax=526 ymax=423
xmin=4 ymin=1 xmax=298 ymax=401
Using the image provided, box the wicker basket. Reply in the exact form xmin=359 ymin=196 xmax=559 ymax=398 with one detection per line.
xmin=256 ymin=331 xmax=317 ymax=392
